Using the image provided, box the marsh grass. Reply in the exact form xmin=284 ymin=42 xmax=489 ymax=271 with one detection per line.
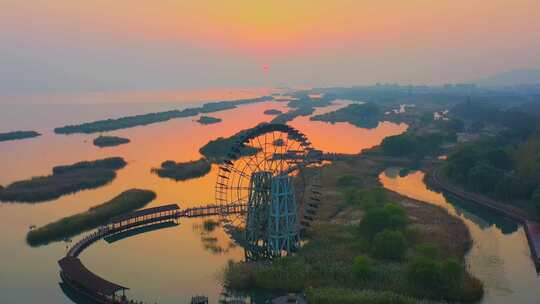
xmin=199 ymin=130 xmax=259 ymax=163
xmin=54 ymin=96 xmax=272 ymax=134
xmin=223 ymin=166 xmax=483 ymax=303
xmin=311 ymin=103 xmax=383 ymax=129
xmin=0 ymin=157 xmax=126 ymax=203
xmin=93 ymin=135 xmax=130 ymax=147
xmin=0 ymin=130 xmax=41 ymax=142
xmin=152 ymin=158 xmax=212 ymax=181
xmin=196 ymin=116 xmax=222 ymax=125
xmin=27 ymin=189 xmax=156 ymax=246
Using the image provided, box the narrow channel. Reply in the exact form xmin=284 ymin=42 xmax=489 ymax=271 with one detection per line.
xmin=379 ymin=167 xmax=540 ymax=304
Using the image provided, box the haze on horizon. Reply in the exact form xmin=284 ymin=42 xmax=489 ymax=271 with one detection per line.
xmin=1 ymin=0 xmax=539 ymax=98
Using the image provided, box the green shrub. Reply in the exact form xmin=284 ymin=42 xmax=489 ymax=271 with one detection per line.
xmin=352 ymin=255 xmax=374 ymax=280
xmin=404 ymin=226 xmax=422 ymax=243
xmin=372 ymin=230 xmax=407 ymax=260
xmin=441 ymin=258 xmax=463 ymax=288
xmin=342 ymin=188 xmax=361 ymax=205
xmin=359 ymin=203 xmax=407 ymax=239
xmin=363 ymin=188 xmax=387 ymax=205
xmin=360 ymin=208 xmax=391 ymax=238
xmin=415 ymin=243 xmax=439 ymax=260
xmin=350 ymin=238 xmax=370 ymax=252
xmin=384 ymin=202 xmax=404 ymax=215
xmin=341 ymin=187 xmax=387 ymax=209
xmin=407 ymin=257 xmax=443 ymax=291
xmin=408 ymin=256 xmax=464 ymax=296
xmin=337 ymin=174 xmax=357 ymax=188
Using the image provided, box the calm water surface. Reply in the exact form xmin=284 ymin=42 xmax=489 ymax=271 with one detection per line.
xmin=0 ymin=95 xmax=406 ymax=303
xmin=380 ymin=168 xmax=540 ymax=304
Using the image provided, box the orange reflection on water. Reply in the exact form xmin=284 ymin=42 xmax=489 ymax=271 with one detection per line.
xmin=379 ymin=168 xmax=457 ymax=216
xmin=0 ymin=100 xmax=293 ymax=303
xmin=290 ymin=116 xmax=408 ymax=154
xmin=0 ymin=99 xmax=430 ymax=303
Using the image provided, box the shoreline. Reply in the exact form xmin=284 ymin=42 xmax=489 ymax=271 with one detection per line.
xmin=224 ymin=156 xmax=483 ymax=302
xmin=426 ymin=165 xmax=540 ymax=270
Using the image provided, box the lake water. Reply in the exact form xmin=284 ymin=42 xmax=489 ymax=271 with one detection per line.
xmin=0 ymin=93 xmax=407 ymax=304
xmin=380 ymin=168 xmax=540 ymax=304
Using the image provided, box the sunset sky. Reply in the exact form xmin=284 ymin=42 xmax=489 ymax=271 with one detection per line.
xmin=1 ymin=1 xmax=539 ymax=95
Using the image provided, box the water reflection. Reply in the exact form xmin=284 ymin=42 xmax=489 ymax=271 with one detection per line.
xmin=193 ymin=218 xmax=237 ymax=255
xmin=381 ymin=168 xmax=518 ymax=233
xmin=0 ymin=97 xmax=408 ymax=303
xmin=379 ymin=168 xmax=540 ymax=304
xmin=289 ymin=105 xmax=408 ymax=154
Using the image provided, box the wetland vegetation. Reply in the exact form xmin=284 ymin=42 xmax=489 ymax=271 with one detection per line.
xmin=152 ymin=158 xmax=212 ymax=181
xmin=0 ymin=157 xmax=126 ymax=203
xmin=199 ymin=126 xmax=260 ymax=163
xmin=54 ymin=96 xmax=272 ymax=134
xmin=26 ymin=189 xmax=156 ymax=246
xmin=196 ymin=115 xmax=222 ymax=125
xmin=271 ymin=93 xmax=336 ymax=124
xmin=0 ymin=130 xmax=41 ymax=142
xmin=440 ymin=100 xmax=540 ymax=217
xmin=93 ymin=135 xmax=130 ymax=147
xmin=224 ymin=157 xmax=482 ymax=303
xmin=380 ymin=132 xmax=455 ymax=158
xmin=263 ymin=109 xmax=282 ymax=115
xmin=271 ymin=106 xmax=315 ymax=124
xmin=311 ymin=102 xmax=383 ymax=129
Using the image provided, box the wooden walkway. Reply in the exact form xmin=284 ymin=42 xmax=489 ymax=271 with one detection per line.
xmin=67 ymin=228 xmax=109 ymax=258
xmin=67 ymin=203 xmax=247 ymax=259
xmin=61 ymin=204 xmax=184 ymax=304
xmin=59 ymin=201 xmax=303 ymax=303
xmin=179 ymin=203 xmax=247 ymax=218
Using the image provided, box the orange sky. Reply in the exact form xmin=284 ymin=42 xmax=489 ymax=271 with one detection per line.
xmin=1 ymin=1 xmax=539 ymax=94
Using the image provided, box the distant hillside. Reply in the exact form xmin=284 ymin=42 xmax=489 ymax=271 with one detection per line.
xmin=475 ymin=69 xmax=540 ymax=87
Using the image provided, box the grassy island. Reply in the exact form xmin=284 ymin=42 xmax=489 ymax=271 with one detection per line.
xmin=271 ymin=107 xmax=315 ymax=124
xmin=0 ymin=130 xmax=41 ymax=142
xmin=93 ymin=135 xmax=130 ymax=147
xmin=152 ymin=158 xmax=211 ymax=181
xmin=199 ymin=127 xmax=260 ymax=163
xmin=27 ymin=189 xmax=156 ymax=246
xmin=263 ymin=109 xmax=282 ymax=115
xmin=223 ymin=156 xmax=482 ymax=303
xmin=311 ymin=102 xmax=383 ymax=129
xmin=54 ymin=96 xmax=272 ymax=134
xmin=269 ymin=93 xmax=337 ymax=124
xmin=0 ymin=157 xmax=126 ymax=203
xmin=196 ymin=116 xmax=222 ymax=125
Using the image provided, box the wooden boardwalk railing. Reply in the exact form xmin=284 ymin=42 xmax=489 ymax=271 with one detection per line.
xmin=179 ymin=203 xmax=247 ymax=218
